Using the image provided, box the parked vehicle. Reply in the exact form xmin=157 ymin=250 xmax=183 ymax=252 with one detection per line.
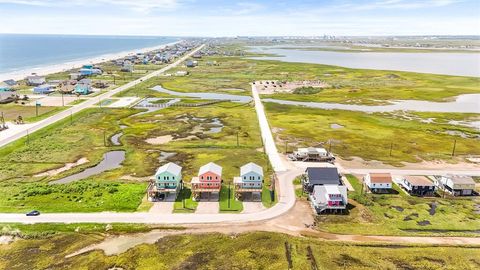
xmin=26 ymin=210 xmax=40 ymax=216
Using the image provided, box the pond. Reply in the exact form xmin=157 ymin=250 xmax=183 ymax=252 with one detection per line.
xmin=50 ymin=151 xmax=125 ymax=184
xmin=151 ymin=85 xmax=252 ymax=103
xmin=110 ymin=132 xmax=123 ymax=146
xmin=248 ymin=46 xmax=480 ymax=77
xmin=262 ymin=93 xmax=480 ymax=114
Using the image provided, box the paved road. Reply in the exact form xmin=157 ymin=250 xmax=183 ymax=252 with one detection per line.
xmin=251 ymin=84 xmax=286 ymax=172
xmin=344 ymin=168 xmax=480 ymax=177
xmin=0 ymin=44 xmax=205 ymax=148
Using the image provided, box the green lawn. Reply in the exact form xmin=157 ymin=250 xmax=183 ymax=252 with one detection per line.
xmin=264 ymin=102 xmax=480 ymax=165
xmin=173 ymin=188 xmax=198 ymax=213
xmin=316 ymin=175 xmax=480 ymax=237
xmin=219 ymin=184 xmax=243 ymax=212
xmin=1 ymin=231 xmax=479 ymax=269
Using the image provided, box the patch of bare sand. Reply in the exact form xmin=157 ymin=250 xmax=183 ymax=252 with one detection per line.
xmin=336 ymin=156 xmax=480 ymax=170
xmin=65 ymin=199 xmax=480 ymax=259
xmin=119 ymin=175 xmax=149 ymax=181
xmin=145 ymin=135 xmax=173 ymax=145
xmin=34 ymin=157 xmax=89 ymax=177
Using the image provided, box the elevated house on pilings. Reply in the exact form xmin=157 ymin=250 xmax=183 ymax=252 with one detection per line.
xmin=234 ymin=162 xmax=263 ymax=200
xmin=148 ymin=162 xmax=182 ymax=201
xmin=191 ymin=162 xmax=222 ymax=201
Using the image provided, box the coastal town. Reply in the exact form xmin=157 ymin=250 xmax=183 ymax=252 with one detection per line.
xmin=0 ymin=35 xmax=479 ymax=268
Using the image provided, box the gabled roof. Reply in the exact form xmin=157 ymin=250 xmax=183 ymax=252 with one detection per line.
xmin=156 ymin=162 xmax=182 ymax=176
xmin=3 ymin=79 xmax=16 ymax=86
xmin=199 ymin=162 xmax=222 ymax=176
xmin=404 ymin=176 xmax=434 ymax=186
xmin=240 ymin=162 xmax=263 ymax=177
xmin=305 ymin=167 xmax=341 ymax=185
xmin=446 ymin=175 xmax=475 ymax=185
xmin=369 ymin=173 xmax=392 ymax=184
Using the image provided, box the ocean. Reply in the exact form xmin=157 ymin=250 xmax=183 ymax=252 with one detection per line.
xmin=0 ymin=34 xmax=179 ymax=74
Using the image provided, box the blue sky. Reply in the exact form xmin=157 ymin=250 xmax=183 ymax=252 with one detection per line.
xmin=0 ymin=0 xmax=479 ymax=36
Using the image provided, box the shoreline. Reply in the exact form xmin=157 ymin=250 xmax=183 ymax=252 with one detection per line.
xmin=0 ymin=40 xmax=182 ymax=81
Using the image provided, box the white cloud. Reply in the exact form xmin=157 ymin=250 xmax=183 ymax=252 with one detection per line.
xmin=0 ymin=0 xmax=183 ymax=12
xmin=342 ymin=0 xmax=462 ymax=10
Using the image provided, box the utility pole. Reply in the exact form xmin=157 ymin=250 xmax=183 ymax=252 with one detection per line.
xmin=389 ymin=142 xmax=393 ymax=157
xmin=228 ymin=182 xmax=231 ymax=208
xmin=451 ymin=139 xmax=457 ymax=157
xmin=236 ymin=131 xmax=239 ymax=147
xmin=70 ymin=111 xmax=73 ymax=125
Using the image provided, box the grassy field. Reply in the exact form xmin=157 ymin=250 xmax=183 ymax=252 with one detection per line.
xmin=115 ymin=49 xmax=480 ymax=105
xmin=316 ymin=175 xmax=480 ymax=237
xmin=0 ymin=108 xmax=149 ymax=213
xmin=264 ymin=102 xmax=480 ymax=165
xmin=1 ymin=231 xmax=480 ymax=269
xmin=0 ymin=99 xmax=272 ymax=212
xmin=0 ymin=103 xmax=66 ymax=122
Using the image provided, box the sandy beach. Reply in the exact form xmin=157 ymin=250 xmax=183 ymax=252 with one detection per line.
xmin=0 ymin=40 xmax=181 ymax=82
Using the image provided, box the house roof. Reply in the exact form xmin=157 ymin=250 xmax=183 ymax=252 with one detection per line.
xmin=404 ymin=176 xmax=434 ymax=186
xmin=446 ymin=175 xmax=475 ymax=185
xmin=3 ymin=79 xmax=16 ymax=86
xmin=324 ymin=185 xmax=341 ymax=194
xmin=298 ymin=147 xmax=327 ymax=154
xmin=199 ymin=162 xmax=222 ymax=176
xmin=305 ymin=167 xmax=341 ymax=185
xmin=26 ymin=75 xmax=45 ymax=80
xmin=0 ymin=91 xmax=15 ymax=100
xmin=240 ymin=162 xmax=263 ymax=177
xmin=156 ymin=162 xmax=182 ymax=176
xmin=369 ymin=173 xmax=392 ymax=184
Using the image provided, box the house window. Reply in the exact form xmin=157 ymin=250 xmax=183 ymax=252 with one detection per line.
xmin=244 ymin=176 xmax=246 ymax=180
xmin=201 ymin=176 xmax=204 ymax=180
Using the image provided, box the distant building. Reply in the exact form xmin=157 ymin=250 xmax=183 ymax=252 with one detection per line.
xmin=0 ymin=83 xmax=12 ymax=92
xmin=2 ymin=79 xmax=17 ymax=86
xmin=0 ymin=91 xmax=16 ymax=104
xmin=175 ymin=71 xmax=189 ymax=76
xmin=148 ymin=162 xmax=182 ymax=201
xmin=26 ymin=75 xmax=46 ymax=86
xmin=121 ymin=60 xmax=134 ymax=72
xmin=364 ymin=173 xmax=392 ymax=193
xmin=33 ymin=84 xmax=54 ymax=94
xmin=74 ymin=79 xmax=92 ymax=95
xmin=185 ymin=60 xmax=197 ymax=67
xmin=434 ymin=175 xmax=475 ymax=196
xmin=290 ymin=147 xmax=335 ymax=162
xmin=58 ymin=80 xmax=77 ymax=94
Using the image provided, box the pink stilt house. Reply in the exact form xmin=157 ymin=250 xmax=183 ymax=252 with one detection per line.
xmin=191 ymin=162 xmax=222 ymax=200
